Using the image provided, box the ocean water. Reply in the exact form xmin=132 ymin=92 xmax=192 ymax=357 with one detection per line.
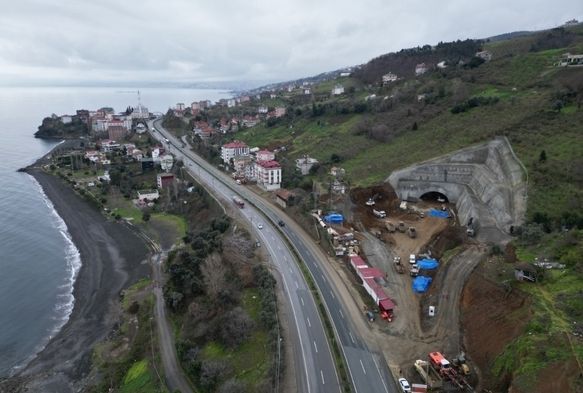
xmin=0 ymin=86 xmax=229 ymax=376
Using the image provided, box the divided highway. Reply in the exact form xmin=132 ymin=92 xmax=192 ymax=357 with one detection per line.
xmin=151 ymin=119 xmax=397 ymax=393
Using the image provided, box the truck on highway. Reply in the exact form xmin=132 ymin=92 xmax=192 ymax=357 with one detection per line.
xmin=232 ymin=195 xmax=245 ymax=208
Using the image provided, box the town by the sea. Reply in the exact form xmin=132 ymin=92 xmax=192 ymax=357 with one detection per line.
xmin=0 ymin=86 xmax=228 ymax=376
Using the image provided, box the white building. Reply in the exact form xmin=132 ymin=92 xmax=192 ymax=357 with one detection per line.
xmin=160 ymin=154 xmax=174 ymax=172
xmin=296 ymin=156 xmax=319 ymax=175
xmin=255 ymin=160 xmax=281 ymax=191
xmin=131 ymin=104 xmax=150 ymax=119
xmin=415 ymin=63 xmax=429 ymax=76
xmin=221 ymin=141 xmax=250 ymax=164
xmin=331 ymin=85 xmax=345 ymax=95
xmin=60 ymin=115 xmax=72 ymax=124
xmin=382 ymin=72 xmax=398 ymax=84
xmin=137 ymin=189 xmax=159 ymax=202
xmin=227 ymin=99 xmax=236 ymax=108
xmin=258 ymin=106 xmax=269 ymax=114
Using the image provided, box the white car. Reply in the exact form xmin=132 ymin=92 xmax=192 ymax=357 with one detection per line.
xmin=398 ymin=377 xmax=411 ymax=393
xmin=409 ymin=254 xmax=416 ymax=264
xmin=257 ymin=223 xmax=263 ymax=230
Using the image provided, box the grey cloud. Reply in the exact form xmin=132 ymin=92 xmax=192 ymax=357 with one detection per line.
xmin=0 ymin=0 xmax=581 ymax=85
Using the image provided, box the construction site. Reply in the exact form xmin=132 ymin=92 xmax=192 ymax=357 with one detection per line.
xmin=309 ymin=138 xmax=530 ymax=392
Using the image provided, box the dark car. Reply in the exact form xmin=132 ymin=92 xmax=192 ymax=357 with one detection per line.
xmin=278 ymin=220 xmax=285 ymax=227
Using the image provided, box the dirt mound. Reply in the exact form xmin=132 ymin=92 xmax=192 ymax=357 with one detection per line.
xmin=426 ymin=225 xmax=465 ymax=259
xmin=510 ymin=357 xmax=583 ymax=393
xmin=461 ymin=268 xmax=531 ymax=392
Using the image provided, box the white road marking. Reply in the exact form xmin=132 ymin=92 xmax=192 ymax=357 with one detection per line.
xmin=372 ymin=356 xmax=389 ymax=393
xmin=313 ymin=341 xmax=318 ymax=353
xmin=321 ymin=274 xmax=325 ymax=281
xmin=288 ymin=267 xmax=293 ymax=273
xmin=307 ymin=317 xmax=311 ymax=327
xmin=339 ymin=310 xmax=344 ymax=319
xmin=360 ymin=359 xmax=367 ymax=374
xmin=300 ymin=297 xmax=305 ymax=306
xmin=349 ymin=332 xmax=355 ymax=344
xmin=320 ymin=370 xmax=325 ymax=385
xmin=329 ymin=290 xmax=335 ymax=299
xmin=295 ymin=281 xmax=299 ymax=289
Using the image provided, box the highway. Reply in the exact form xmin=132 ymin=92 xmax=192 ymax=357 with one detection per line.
xmin=150 ymin=121 xmax=340 ymax=392
xmin=151 ymin=119 xmax=398 ymax=393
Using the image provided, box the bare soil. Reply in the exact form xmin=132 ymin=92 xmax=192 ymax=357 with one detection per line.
xmin=460 ymin=267 xmax=531 ymax=392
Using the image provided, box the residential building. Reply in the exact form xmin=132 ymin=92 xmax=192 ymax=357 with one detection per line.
xmin=176 ymin=103 xmax=185 ymax=111
xmin=157 ymin=173 xmax=175 ymax=189
xmin=256 ymin=150 xmax=275 ymax=162
xmin=275 ymin=189 xmax=294 ymax=208
xmin=331 ymin=179 xmax=347 ymax=194
xmin=331 ymin=85 xmax=345 ymax=95
xmin=227 ymin=99 xmax=236 ymax=108
xmin=415 ymin=63 xmax=429 ymax=76
xmin=274 ymin=107 xmax=286 ymax=118
xmin=108 ymin=125 xmax=128 ymax=141
xmin=60 ymin=115 xmax=72 ymax=124
xmin=160 ymin=154 xmax=174 ymax=172
xmin=255 ymin=160 xmax=281 ymax=191
xmin=296 ymin=155 xmax=319 ymax=175
xmin=437 ymin=60 xmax=447 ymax=69
xmin=340 ymin=72 xmax=351 ymax=77
xmin=131 ymin=149 xmax=143 ymax=161
xmin=258 ymin=106 xmax=269 ymax=114
xmin=304 ymin=88 xmax=311 ymax=95
xmin=191 ymin=101 xmax=201 ymax=112
xmin=242 ymin=115 xmax=259 ymax=128
xmin=475 ymin=50 xmax=492 ymax=62
xmin=221 ymin=141 xmax=249 ymax=164
xmin=382 ymin=72 xmax=398 ymax=85
xmin=558 ymin=53 xmax=583 ymax=66
xmin=233 ymin=155 xmax=254 ymax=179
xmin=124 ymin=143 xmax=136 ymax=155
xmin=100 ymin=140 xmax=120 ymax=152
xmin=137 ymin=189 xmax=159 ymax=202
xmin=330 ymin=166 xmax=346 ymax=177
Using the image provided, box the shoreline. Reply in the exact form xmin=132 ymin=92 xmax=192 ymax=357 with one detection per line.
xmin=0 ymin=147 xmax=151 ymax=393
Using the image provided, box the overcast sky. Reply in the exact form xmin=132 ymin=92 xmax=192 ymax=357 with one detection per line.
xmin=0 ymin=0 xmax=581 ymax=87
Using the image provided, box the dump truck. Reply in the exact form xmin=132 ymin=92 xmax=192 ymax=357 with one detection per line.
xmin=398 ymin=221 xmax=407 ymax=233
xmin=408 ymin=226 xmax=417 ymax=238
xmin=429 ymin=352 xmax=472 ymax=390
xmin=393 ymin=256 xmax=404 ymax=274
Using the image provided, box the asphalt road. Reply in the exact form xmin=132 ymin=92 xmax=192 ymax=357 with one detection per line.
xmin=151 ymin=122 xmax=340 ymax=392
xmin=151 ymin=119 xmax=398 ymax=393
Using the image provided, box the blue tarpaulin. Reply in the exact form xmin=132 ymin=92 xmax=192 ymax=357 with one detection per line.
xmin=417 ymin=258 xmax=439 ymax=270
xmin=412 ymin=276 xmax=433 ymax=293
xmin=429 ymin=209 xmax=449 ymax=218
xmin=324 ymin=213 xmax=344 ymax=224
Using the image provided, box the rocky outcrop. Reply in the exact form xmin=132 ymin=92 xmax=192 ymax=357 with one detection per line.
xmin=387 ymin=137 xmax=527 ymax=239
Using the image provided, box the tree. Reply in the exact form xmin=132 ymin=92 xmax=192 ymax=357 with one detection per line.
xmin=219 ymin=307 xmax=255 ymax=348
xmin=201 ymin=253 xmax=228 ymax=300
xmin=142 ymin=211 xmax=151 ymax=222
xmin=412 ymin=122 xmax=418 ymax=131
xmin=539 ymin=150 xmax=547 ymax=163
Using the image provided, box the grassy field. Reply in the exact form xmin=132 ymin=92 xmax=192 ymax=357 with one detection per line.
xmin=120 ymin=359 xmax=164 ymax=393
xmin=199 ymin=288 xmax=271 ymax=389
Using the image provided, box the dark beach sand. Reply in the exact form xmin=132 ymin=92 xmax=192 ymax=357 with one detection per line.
xmin=1 ymin=164 xmax=151 ymax=393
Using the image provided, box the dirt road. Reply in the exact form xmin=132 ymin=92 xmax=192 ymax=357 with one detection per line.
xmin=152 ymin=253 xmax=193 ymax=393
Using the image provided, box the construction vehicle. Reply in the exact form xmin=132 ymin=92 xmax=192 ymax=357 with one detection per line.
xmin=410 ymin=264 xmax=420 ymax=277
xmin=428 ymin=352 xmax=473 ymax=390
xmin=373 ymin=209 xmax=386 ymax=218
xmin=452 ymin=352 xmax=471 ymax=376
xmin=466 ymin=217 xmax=478 ymax=237
xmin=398 ymin=221 xmax=407 ymax=233
xmin=414 ymin=360 xmax=442 ymax=388
xmin=407 ymin=226 xmax=417 ymax=238
xmin=385 ymin=221 xmax=396 ymax=233
xmin=365 ymin=198 xmax=375 ymax=206
xmin=232 ymin=195 xmax=245 ymax=208
xmin=393 ymin=256 xmax=404 ymax=274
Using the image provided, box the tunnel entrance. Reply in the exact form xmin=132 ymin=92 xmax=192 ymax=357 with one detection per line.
xmin=420 ymin=191 xmax=449 ymax=203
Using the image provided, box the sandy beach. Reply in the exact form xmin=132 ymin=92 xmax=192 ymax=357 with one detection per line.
xmin=0 ymin=163 xmax=151 ymax=393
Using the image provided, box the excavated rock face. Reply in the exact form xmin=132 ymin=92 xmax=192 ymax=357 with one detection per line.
xmin=387 ymin=137 xmax=527 ymax=241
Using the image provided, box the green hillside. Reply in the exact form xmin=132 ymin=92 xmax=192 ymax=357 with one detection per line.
xmin=207 ymin=24 xmax=583 ymax=391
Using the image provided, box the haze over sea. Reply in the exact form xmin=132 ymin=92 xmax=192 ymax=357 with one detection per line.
xmin=0 ymin=86 xmax=228 ymax=376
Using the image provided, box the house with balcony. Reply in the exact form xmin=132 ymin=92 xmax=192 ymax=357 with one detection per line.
xmin=221 ymin=140 xmax=250 ymax=164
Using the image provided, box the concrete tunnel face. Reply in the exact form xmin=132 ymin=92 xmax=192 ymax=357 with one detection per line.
xmin=420 ymin=191 xmax=449 ymax=203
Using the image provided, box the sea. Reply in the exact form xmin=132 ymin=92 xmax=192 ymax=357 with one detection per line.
xmin=0 ymin=86 xmax=229 ymax=376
